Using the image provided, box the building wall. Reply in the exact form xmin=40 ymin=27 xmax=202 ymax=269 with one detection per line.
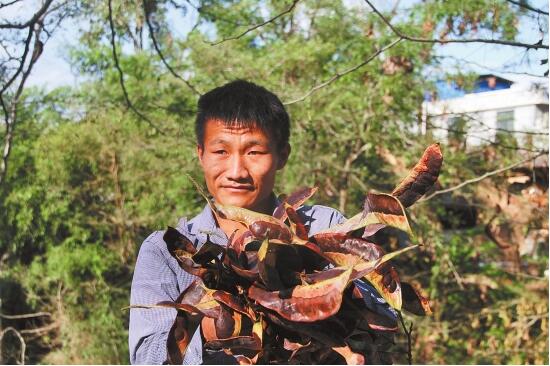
xmin=423 ymin=83 xmax=549 ymax=150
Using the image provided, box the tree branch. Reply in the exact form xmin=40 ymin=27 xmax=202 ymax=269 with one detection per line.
xmin=0 ymin=11 xmax=49 ymax=184
xmin=0 ymin=312 xmax=51 ymax=320
xmin=506 ymin=0 xmax=549 ymax=16
xmin=107 ymin=0 xmax=166 ymax=135
xmin=397 ymin=311 xmax=413 ymax=365
xmin=142 ymin=0 xmax=201 ymax=96
xmin=363 ymin=0 xmax=548 ymax=50
xmin=0 ymin=0 xmax=22 ymax=10
xmin=420 ymin=152 xmax=547 ymax=202
xmin=210 ymin=0 xmax=300 ymax=46
xmin=284 ymin=37 xmax=403 ymax=105
xmin=0 ymin=0 xmax=54 ymax=29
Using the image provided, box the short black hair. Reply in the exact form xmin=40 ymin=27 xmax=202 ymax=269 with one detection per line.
xmin=195 ymin=80 xmax=290 ymax=151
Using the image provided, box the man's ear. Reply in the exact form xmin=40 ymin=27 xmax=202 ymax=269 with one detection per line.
xmin=197 ymin=144 xmax=204 ymax=166
xmin=277 ymin=143 xmax=291 ymax=170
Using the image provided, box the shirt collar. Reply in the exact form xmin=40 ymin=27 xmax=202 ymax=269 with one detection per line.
xmin=177 ymin=193 xmax=282 ymax=247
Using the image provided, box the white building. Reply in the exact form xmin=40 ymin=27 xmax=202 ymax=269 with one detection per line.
xmin=422 ymin=75 xmax=549 ymax=150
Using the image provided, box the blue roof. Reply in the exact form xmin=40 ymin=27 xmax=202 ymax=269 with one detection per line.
xmin=426 ymin=75 xmax=513 ymax=101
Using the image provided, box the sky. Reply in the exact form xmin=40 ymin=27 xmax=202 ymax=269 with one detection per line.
xmin=5 ymin=0 xmax=548 ymax=90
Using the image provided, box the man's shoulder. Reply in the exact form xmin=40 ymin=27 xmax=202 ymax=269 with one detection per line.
xmin=296 ymin=204 xmax=345 ymax=235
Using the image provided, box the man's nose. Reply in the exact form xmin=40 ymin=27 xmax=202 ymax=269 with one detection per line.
xmin=226 ymin=154 xmax=249 ymax=181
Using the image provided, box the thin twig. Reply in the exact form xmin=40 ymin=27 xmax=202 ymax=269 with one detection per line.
xmin=505 ymin=0 xmax=549 ymax=16
xmin=142 ymin=0 xmax=201 ymax=96
xmin=210 ymin=0 xmax=300 ymax=46
xmin=420 ymin=152 xmax=547 ymax=202
xmin=284 ymin=37 xmax=403 ymax=105
xmin=0 ymin=0 xmax=22 ymax=9
xmin=19 ymin=322 xmax=60 ymax=335
xmin=0 ymin=312 xmax=51 ymax=320
xmin=0 ymin=0 xmax=53 ymax=29
xmin=397 ymin=311 xmax=413 ymax=365
xmin=363 ymin=0 xmax=548 ymax=50
xmin=107 ymin=0 xmax=165 ymax=135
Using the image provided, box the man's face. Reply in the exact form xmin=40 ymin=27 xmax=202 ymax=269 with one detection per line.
xmin=197 ymin=120 xmax=289 ymax=214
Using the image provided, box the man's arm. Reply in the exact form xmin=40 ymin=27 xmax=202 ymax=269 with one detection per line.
xmin=129 ymin=231 xmax=202 ymax=365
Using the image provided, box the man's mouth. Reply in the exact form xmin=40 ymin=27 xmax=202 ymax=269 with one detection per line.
xmin=222 ymin=185 xmax=254 ymax=192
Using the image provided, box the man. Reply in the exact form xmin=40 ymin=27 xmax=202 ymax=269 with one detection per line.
xmin=128 ymin=80 xmax=387 ymax=364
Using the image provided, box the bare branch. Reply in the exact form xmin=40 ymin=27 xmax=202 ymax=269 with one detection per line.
xmin=284 ymin=37 xmax=403 ymax=105
xmin=19 ymin=322 xmax=59 ymax=335
xmin=506 ymin=0 xmax=549 ymax=16
xmin=397 ymin=311 xmax=413 ymax=365
xmin=142 ymin=0 xmax=201 ymax=96
xmin=210 ymin=0 xmax=300 ymax=46
xmin=0 ymin=0 xmax=22 ymax=9
xmin=1 ymin=12 xmax=49 ymax=184
xmin=420 ymin=152 xmax=547 ymax=202
xmin=363 ymin=0 xmax=549 ymax=50
xmin=107 ymin=0 xmax=166 ymax=135
xmin=432 ymin=54 xmax=548 ymax=78
xmin=0 ymin=312 xmax=51 ymax=320
xmin=0 ymin=0 xmax=54 ymax=29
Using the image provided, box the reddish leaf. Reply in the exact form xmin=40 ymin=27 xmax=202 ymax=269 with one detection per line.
xmin=391 ymin=143 xmax=443 ymax=207
xmin=249 ymin=220 xmax=293 ymax=242
xmin=204 ymin=320 xmax=263 ymax=352
xmin=163 ymin=226 xmax=196 ymax=261
xmin=248 ymin=267 xmax=353 ymax=322
xmin=284 ymin=203 xmax=309 ymax=240
xmin=204 ymin=335 xmax=261 ymax=351
xmin=401 ymin=282 xmax=432 ymax=316
xmin=230 ymin=263 xmax=260 ymax=282
xmin=332 ymin=344 xmax=365 ymax=365
xmin=192 ymin=240 xmax=225 ymax=265
xmin=311 ymin=232 xmax=348 ymax=250
xmin=273 ymin=186 xmax=318 ymax=220
xmin=211 ymin=290 xmax=252 ymax=318
xmin=166 ymin=311 xmax=201 ymax=364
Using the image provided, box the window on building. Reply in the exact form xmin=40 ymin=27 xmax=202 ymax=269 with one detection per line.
xmin=448 ymin=115 xmax=467 ymax=149
xmin=495 ymin=109 xmax=517 ymax=147
xmin=496 ymin=110 xmax=514 ymax=131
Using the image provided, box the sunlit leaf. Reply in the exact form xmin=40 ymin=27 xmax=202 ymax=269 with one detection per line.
xmin=248 ymin=267 xmax=353 ymax=322
xmin=316 ymin=193 xmax=412 ymax=236
xmin=273 ymin=186 xmax=318 ymax=220
xmin=332 ymin=344 xmax=365 ymax=365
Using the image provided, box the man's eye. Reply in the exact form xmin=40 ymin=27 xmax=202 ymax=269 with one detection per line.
xmin=248 ymin=151 xmax=265 ymax=155
xmin=214 ymin=150 xmax=227 ymax=155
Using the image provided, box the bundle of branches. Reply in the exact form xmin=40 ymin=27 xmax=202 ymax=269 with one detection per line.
xmin=130 ymin=144 xmax=443 ymax=365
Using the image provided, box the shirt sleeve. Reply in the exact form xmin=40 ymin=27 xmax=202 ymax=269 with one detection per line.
xmin=129 ymin=232 xmax=203 ymax=365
